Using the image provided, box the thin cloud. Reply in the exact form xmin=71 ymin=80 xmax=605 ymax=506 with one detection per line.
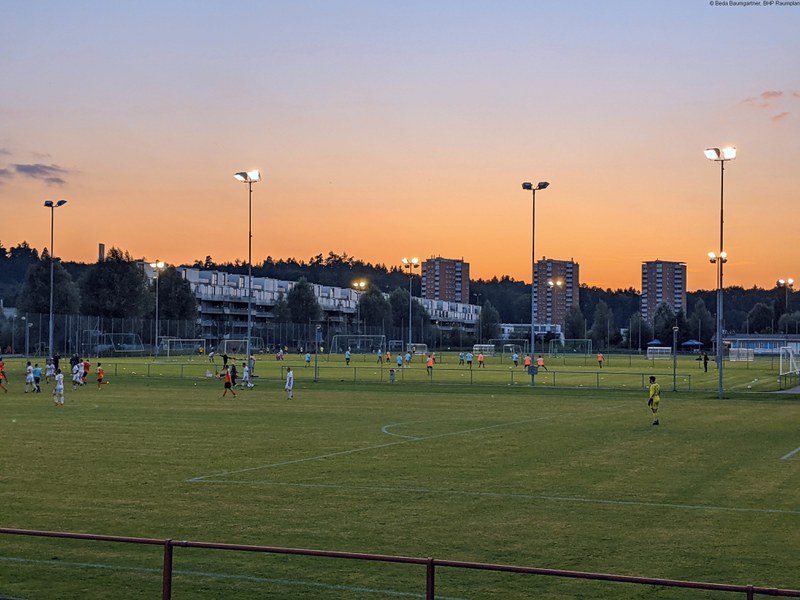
xmin=742 ymin=90 xmax=785 ymax=108
xmin=771 ymin=112 xmax=790 ymax=123
xmin=761 ymin=90 xmax=783 ymax=99
xmin=13 ymin=163 xmax=69 ymax=186
xmin=794 ymin=91 xmax=800 ymax=98
xmin=0 ymin=168 xmax=12 ymax=179
xmin=0 ymin=148 xmax=10 ymax=156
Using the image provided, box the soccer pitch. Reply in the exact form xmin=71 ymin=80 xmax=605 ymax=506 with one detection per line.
xmin=1 ymin=357 xmax=799 ymax=599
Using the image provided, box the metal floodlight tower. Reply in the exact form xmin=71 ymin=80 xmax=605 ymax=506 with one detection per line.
xmin=352 ymin=280 xmax=367 ymax=333
xmin=234 ymin=170 xmax=261 ymax=363
xmin=704 ymin=146 xmax=735 ymax=399
xmin=522 ymin=181 xmax=549 ymax=366
xmin=401 ymin=257 xmax=419 ymax=350
xmin=778 ymin=278 xmax=795 ymax=323
xmin=43 ymin=199 xmax=67 ymax=360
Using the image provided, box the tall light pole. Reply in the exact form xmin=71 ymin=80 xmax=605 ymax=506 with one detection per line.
xmin=44 ymin=199 xmax=67 ymax=359
xmin=704 ymin=146 xmax=735 ymax=399
xmin=401 ymin=257 xmax=419 ymax=350
xmin=778 ymin=279 xmax=794 ymax=331
xmin=234 ymin=170 xmax=261 ymax=363
xmin=149 ymin=260 xmax=165 ymax=356
xmin=352 ymin=280 xmax=367 ymax=333
xmin=473 ymin=292 xmax=482 ymax=343
xmin=522 ymin=181 xmax=550 ymax=361
xmin=547 ymin=279 xmax=563 ymax=328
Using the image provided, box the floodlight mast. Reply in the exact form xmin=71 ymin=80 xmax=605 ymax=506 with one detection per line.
xmin=705 ymin=146 xmax=735 ymax=399
xmin=522 ymin=181 xmax=549 ymax=382
xmin=44 ymin=199 xmax=68 ymax=361
xmin=401 ymin=258 xmax=419 ymax=350
xmin=234 ymin=170 xmax=261 ymax=363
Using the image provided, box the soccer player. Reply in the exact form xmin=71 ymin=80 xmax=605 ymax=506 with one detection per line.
xmin=426 ymin=354 xmax=434 ymax=375
xmin=83 ymin=359 xmax=91 ymax=384
xmin=345 ymin=349 xmax=351 ymax=366
xmin=512 ymin=352 xmax=519 ymax=367
xmin=96 ymin=363 xmax=108 ymax=389
xmin=597 ymin=352 xmax=604 ymax=368
xmin=404 ymin=351 xmax=411 ymax=366
xmin=72 ymin=361 xmax=82 ymax=389
xmin=53 ymin=368 xmax=65 ymax=406
xmin=458 ymin=352 xmax=464 ymax=366
xmin=284 ymin=367 xmax=294 ymax=400
xmin=25 ymin=361 xmax=34 ymax=393
xmin=0 ymin=357 xmax=8 ymax=393
xmin=241 ymin=363 xmax=254 ymax=389
xmin=45 ymin=359 xmax=55 ymax=383
xmin=305 ymin=352 xmax=311 ymax=367
xmin=32 ymin=363 xmax=42 ymax=393
xmin=523 ymin=354 xmax=532 ymax=370
xmin=220 ymin=366 xmax=236 ymax=398
xmin=396 ymin=354 xmax=403 ymax=369
xmin=477 ymin=353 xmax=485 ymax=368
xmin=376 ymin=350 xmax=383 ymax=364
xmin=537 ymin=355 xmax=548 ymax=371
xmin=466 ymin=352 xmax=473 ymax=369
xmin=648 ymin=376 xmax=661 ymax=426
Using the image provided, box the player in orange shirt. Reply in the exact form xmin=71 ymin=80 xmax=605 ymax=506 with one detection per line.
xmin=523 ymin=355 xmax=532 ymax=369
xmin=83 ymin=359 xmax=91 ymax=384
xmin=220 ymin=366 xmax=236 ymax=397
xmin=96 ymin=363 xmax=108 ymax=389
xmin=537 ymin=355 xmax=548 ymax=371
xmin=477 ymin=353 xmax=485 ymax=368
xmin=426 ymin=354 xmax=434 ymax=375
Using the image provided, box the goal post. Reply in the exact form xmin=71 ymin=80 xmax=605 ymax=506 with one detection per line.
xmin=779 ymin=346 xmax=799 ymax=376
xmin=728 ymin=348 xmax=755 ymax=362
xmin=164 ymin=338 xmax=205 ymax=357
xmin=646 ymin=347 xmax=672 ymax=360
xmin=549 ymin=339 xmax=592 ymax=356
xmin=472 ymin=344 xmax=495 ymax=357
xmin=488 ymin=338 xmax=530 ymax=356
xmin=329 ymin=335 xmax=386 ymax=355
xmin=216 ymin=338 xmax=265 ymax=356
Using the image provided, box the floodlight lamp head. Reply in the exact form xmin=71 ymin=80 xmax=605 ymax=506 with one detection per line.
xmin=522 ymin=182 xmax=533 ymax=190
xmin=234 ymin=170 xmax=261 ymax=183
xmin=789 ymin=278 xmax=795 ymax=286
xmin=44 ymin=200 xmax=54 ymax=207
xmin=704 ymin=148 xmax=721 ymax=160
xmin=779 ymin=279 xmax=786 ymax=286
xmin=56 ymin=199 xmax=67 ymax=207
xmin=721 ymin=147 xmax=737 ymax=160
xmin=536 ymin=182 xmax=550 ymax=190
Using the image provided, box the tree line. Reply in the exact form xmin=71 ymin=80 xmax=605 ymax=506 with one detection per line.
xmin=1 ymin=242 xmax=797 ymax=351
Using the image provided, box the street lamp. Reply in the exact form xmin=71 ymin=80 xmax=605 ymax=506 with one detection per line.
xmin=401 ymin=257 xmax=419 ymax=350
xmin=352 ymin=280 xmax=367 ymax=333
xmin=149 ymin=260 xmax=165 ymax=356
xmin=705 ymin=146 xmax=735 ymax=399
xmin=778 ymin=279 xmax=794 ymax=326
xmin=522 ymin=181 xmax=550 ymax=363
xmin=547 ymin=279 xmax=563 ymax=328
xmin=234 ymin=170 xmax=261 ymax=363
xmin=43 ymin=199 xmax=67 ymax=360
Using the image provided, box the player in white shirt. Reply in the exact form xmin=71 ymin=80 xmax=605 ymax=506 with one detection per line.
xmin=284 ymin=367 xmax=294 ymax=400
xmin=25 ymin=361 xmax=34 ymax=393
xmin=53 ymin=369 xmax=65 ymax=406
xmin=240 ymin=364 xmax=254 ymax=389
xmin=45 ymin=359 xmax=55 ymax=383
xmin=72 ymin=363 xmax=83 ymax=389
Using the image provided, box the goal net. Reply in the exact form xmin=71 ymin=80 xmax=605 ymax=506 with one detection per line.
xmin=779 ymin=346 xmax=799 ymax=376
xmin=216 ymin=338 xmax=265 ymax=356
xmin=728 ymin=348 xmax=755 ymax=362
xmin=408 ymin=343 xmax=428 ymax=356
xmin=549 ymin=338 xmax=592 ymax=356
xmin=646 ymin=347 xmax=672 ymax=360
xmin=164 ymin=338 xmax=204 ymax=357
xmin=473 ymin=344 xmax=495 ymax=357
xmin=329 ymin=335 xmax=386 ymax=355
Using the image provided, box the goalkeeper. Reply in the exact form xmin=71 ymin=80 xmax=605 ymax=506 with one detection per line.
xmin=647 ymin=376 xmax=660 ymax=426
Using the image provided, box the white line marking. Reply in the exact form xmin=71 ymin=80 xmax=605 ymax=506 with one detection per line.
xmin=781 ymin=446 xmax=800 ymax=460
xmin=190 ymin=480 xmax=800 ymax=516
xmin=189 ymin=414 xmax=567 ymax=482
xmin=0 ymin=556 xmax=470 ymax=600
xmin=381 ymin=421 xmax=422 ymax=439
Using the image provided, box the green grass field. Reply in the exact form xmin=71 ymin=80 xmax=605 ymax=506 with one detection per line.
xmin=1 ymin=354 xmax=798 ymax=599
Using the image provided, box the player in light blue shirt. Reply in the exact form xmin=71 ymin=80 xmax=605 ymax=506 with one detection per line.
xmin=305 ymin=352 xmax=311 ymax=367
xmin=466 ymin=352 xmax=473 ymax=369
xmin=345 ymin=349 xmax=351 ymax=365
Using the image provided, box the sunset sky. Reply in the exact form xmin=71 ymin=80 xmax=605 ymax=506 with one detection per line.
xmin=1 ymin=1 xmax=798 ymax=291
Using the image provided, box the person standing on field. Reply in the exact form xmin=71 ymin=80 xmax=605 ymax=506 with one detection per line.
xmin=648 ymin=376 xmax=661 ymax=426
xmin=220 ymin=366 xmax=236 ymax=398
xmin=597 ymin=352 xmax=604 ymax=368
xmin=285 ymin=367 xmax=294 ymax=400
xmin=0 ymin=358 xmax=8 ymax=393
xmin=53 ymin=368 xmax=65 ymax=406
xmin=537 ymin=355 xmax=548 ymax=371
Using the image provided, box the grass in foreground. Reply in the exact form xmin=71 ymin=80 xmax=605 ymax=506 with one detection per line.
xmin=1 ymin=373 xmax=798 ymax=599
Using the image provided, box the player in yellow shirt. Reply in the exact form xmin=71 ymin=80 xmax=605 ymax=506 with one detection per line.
xmin=647 ymin=376 xmax=660 ymax=426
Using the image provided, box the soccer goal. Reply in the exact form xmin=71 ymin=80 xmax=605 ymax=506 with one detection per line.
xmin=216 ymin=338 xmax=265 ymax=356
xmin=329 ymin=335 xmax=386 ymax=355
xmin=163 ymin=338 xmax=204 ymax=357
xmin=473 ymin=344 xmax=496 ymax=357
xmin=646 ymin=347 xmax=672 ymax=360
xmin=408 ymin=343 xmax=428 ymax=356
xmin=779 ymin=347 xmax=799 ymax=388
xmin=550 ymin=338 xmax=592 ymax=356
xmin=728 ymin=348 xmax=755 ymax=362
xmin=489 ymin=338 xmax=530 ymax=355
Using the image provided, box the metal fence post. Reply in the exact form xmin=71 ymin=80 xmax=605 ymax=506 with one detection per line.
xmin=426 ymin=557 xmax=435 ymax=600
xmin=162 ymin=539 xmax=174 ymax=600
xmin=746 ymin=585 xmax=754 ymax=600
